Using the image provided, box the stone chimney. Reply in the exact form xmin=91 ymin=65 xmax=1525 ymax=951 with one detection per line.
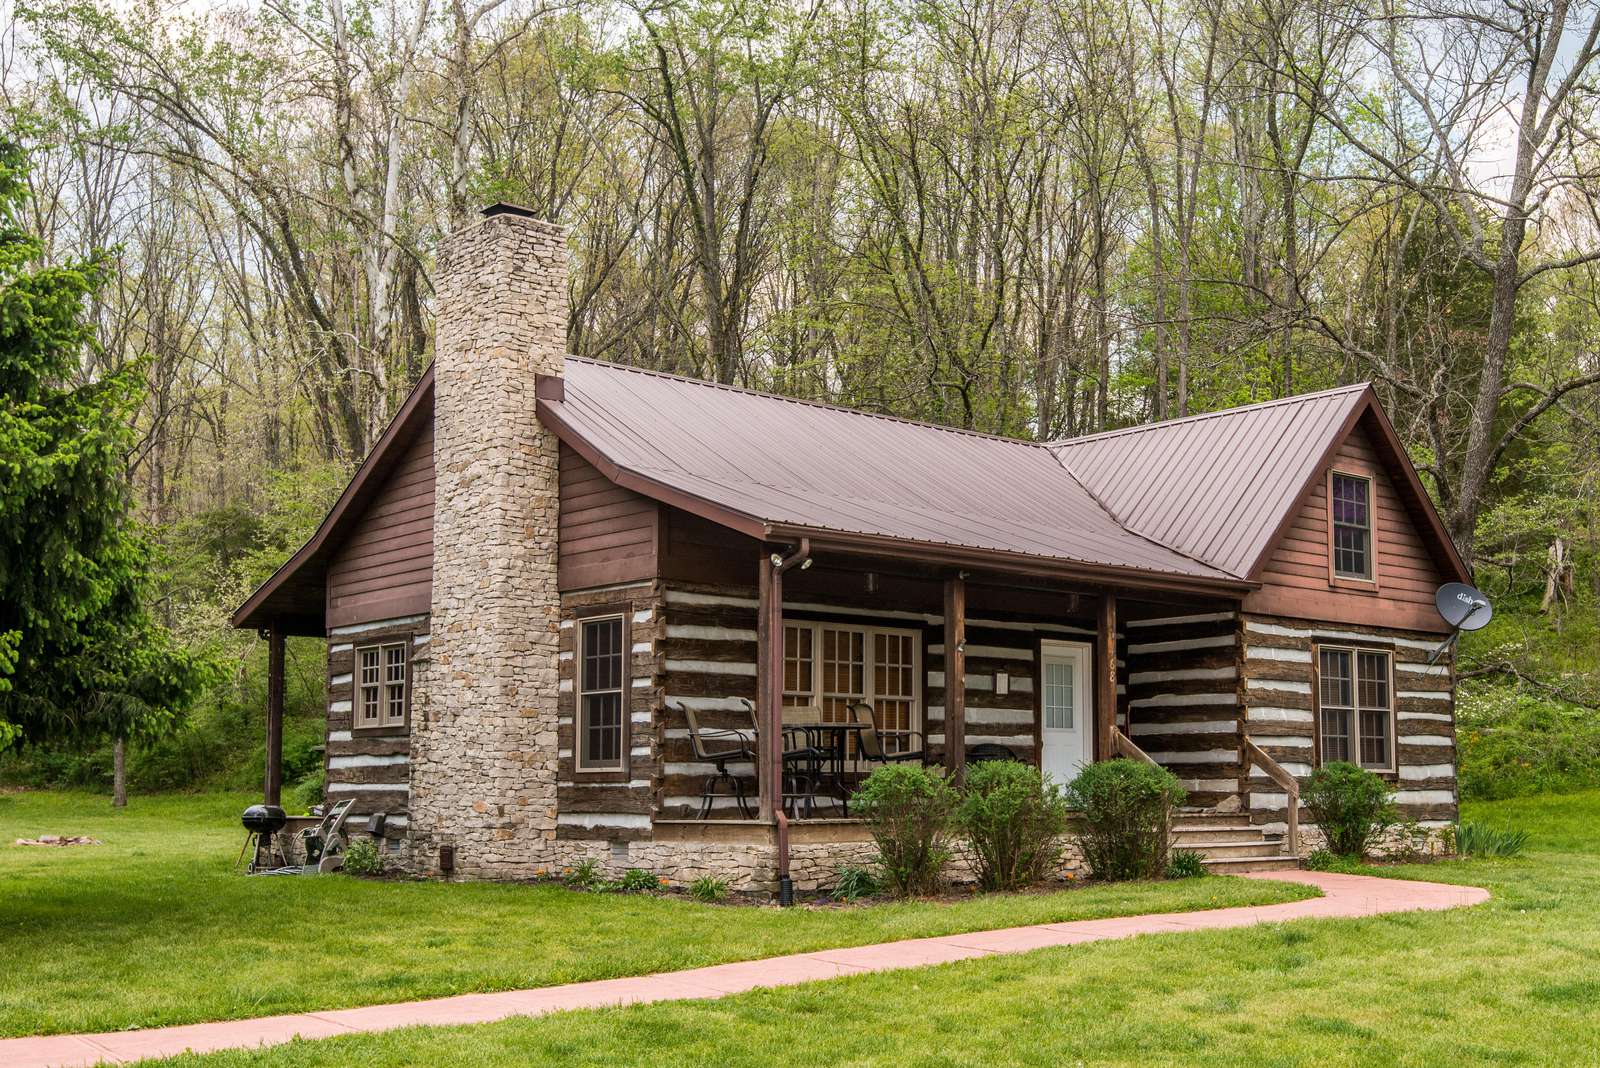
xmin=408 ymin=205 xmax=567 ymax=878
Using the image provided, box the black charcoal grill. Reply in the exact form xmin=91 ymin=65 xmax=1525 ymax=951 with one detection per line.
xmin=237 ymin=804 xmax=288 ymax=872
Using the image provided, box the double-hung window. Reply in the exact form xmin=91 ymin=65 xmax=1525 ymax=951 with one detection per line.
xmin=577 ymin=616 xmax=626 ymax=771
xmin=1330 ymin=472 xmax=1374 ymax=581
xmin=356 ymin=641 xmax=409 ymax=730
xmin=783 ymin=621 xmax=920 ymax=754
xmin=1317 ymin=646 xmax=1393 ymax=771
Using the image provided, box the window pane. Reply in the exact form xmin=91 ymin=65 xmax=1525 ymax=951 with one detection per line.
xmin=1321 ymin=707 xmax=1351 ymax=763
xmin=871 ymin=632 xmax=915 ymax=753
xmin=1357 ymin=651 xmax=1392 ymax=768
xmin=359 ymin=648 xmax=381 ymax=725
xmin=1044 ymin=660 xmax=1074 ymax=729
xmin=582 ymin=618 xmax=622 ymax=692
xmin=1319 ymin=649 xmax=1352 ymax=708
xmin=1331 ymin=475 xmax=1372 ymax=578
xmin=579 ymin=618 xmax=624 ymax=768
xmin=582 ymin=693 xmax=622 ymax=765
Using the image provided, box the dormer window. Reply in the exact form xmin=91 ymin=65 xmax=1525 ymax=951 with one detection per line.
xmin=1331 ymin=472 xmax=1373 ymax=581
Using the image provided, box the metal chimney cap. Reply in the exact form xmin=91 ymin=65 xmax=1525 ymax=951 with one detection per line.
xmin=480 ymin=202 xmax=540 ymax=220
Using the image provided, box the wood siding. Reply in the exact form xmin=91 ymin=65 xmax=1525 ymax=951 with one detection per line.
xmin=556 ymin=583 xmax=664 ymax=840
xmin=1123 ymin=611 xmax=1242 ymax=809
xmin=324 ymin=616 xmax=426 ymax=842
xmin=1246 ymin=420 xmax=1448 ymax=633
xmin=326 ymin=418 xmax=434 ymax=629
xmin=1241 ymin=613 xmax=1457 ymax=829
xmin=558 ymin=443 xmax=659 ymax=591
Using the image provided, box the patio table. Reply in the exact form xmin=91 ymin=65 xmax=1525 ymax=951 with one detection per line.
xmin=793 ymin=721 xmax=867 ymax=815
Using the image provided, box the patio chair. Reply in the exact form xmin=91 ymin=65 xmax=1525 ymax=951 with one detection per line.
xmin=298 ymin=798 xmax=355 ymax=872
xmin=847 ymin=701 xmax=926 ymax=766
xmin=681 ymin=704 xmax=756 ymax=819
xmin=778 ymin=704 xmax=830 ymax=818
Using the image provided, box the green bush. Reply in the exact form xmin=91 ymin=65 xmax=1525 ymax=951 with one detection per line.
xmin=619 ymin=867 xmax=660 ymax=893
xmin=1455 ymin=821 xmax=1531 ymax=857
xmin=954 ymin=760 xmax=1069 ymax=890
xmin=1303 ymin=847 xmax=1362 ymax=872
xmin=851 ymin=763 xmax=956 ymax=897
xmin=1457 ymin=682 xmax=1600 ymax=800
xmin=1063 ymin=759 xmax=1186 ymax=881
xmin=831 ymin=865 xmax=881 ymax=902
xmin=689 ymin=876 xmax=728 ymax=902
xmin=1166 ymin=848 xmax=1208 ymax=879
xmin=286 ymin=769 xmax=325 ymax=815
xmin=1303 ymin=762 xmax=1396 ymax=858
xmin=563 ymin=858 xmax=608 ymax=891
xmin=341 ymin=837 xmax=383 ymax=877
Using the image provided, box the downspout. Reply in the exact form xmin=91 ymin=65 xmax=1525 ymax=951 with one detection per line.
xmin=768 ymin=538 xmax=811 ymax=905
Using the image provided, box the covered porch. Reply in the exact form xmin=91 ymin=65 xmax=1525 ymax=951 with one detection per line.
xmin=657 ymin=538 xmax=1248 ymax=830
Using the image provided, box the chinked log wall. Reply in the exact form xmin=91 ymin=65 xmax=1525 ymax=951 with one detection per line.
xmin=325 ymin=615 xmax=429 ymax=844
xmin=1122 ymin=611 xmax=1242 ymax=810
xmin=655 ymin=582 xmax=1116 ymax=814
xmin=1240 ymin=614 xmax=1457 ymax=830
xmin=555 ymin=582 xmax=665 ymax=842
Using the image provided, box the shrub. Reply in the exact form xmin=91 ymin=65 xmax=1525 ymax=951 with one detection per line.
xmin=1166 ymin=848 xmax=1208 ymax=879
xmin=1455 ymin=821 xmax=1531 ymax=858
xmin=619 ymin=867 xmax=659 ymax=893
xmin=1304 ymin=847 xmax=1337 ymax=871
xmin=341 ymin=837 xmax=383 ymax=877
xmin=1303 ymin=762 xmax=1396 ymax=858
xmin=851 ymin=763 xmax=956 ymax=897
xmin=689 ymin=876 xmax=728 ymax=903
xmin=286 ymin=769 xmax=324 ymax=815
xmin=1064 ymin=759 xmax=1186 ymax=881
xmin=563 ymin=858 xmax=608 ymax=892
xmin=831 ymin=865 xmax=881 ymax=902
xmin=954 ymin=760 xmax=1070 ymax=890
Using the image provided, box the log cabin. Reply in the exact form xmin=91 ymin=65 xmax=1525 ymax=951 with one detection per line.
xmin=233 ymin=204 xmax=1471 ymax=891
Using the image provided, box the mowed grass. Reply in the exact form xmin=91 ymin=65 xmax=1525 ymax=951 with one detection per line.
xmin=148 ymin=793 xmax=1600 ymax=1068
xmin=0 ymin=790 xmax=1309 ymax=1037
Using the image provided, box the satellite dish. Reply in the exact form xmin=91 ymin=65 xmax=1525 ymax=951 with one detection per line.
xmin=1435 ymin=583 xmax=1492 ymax=632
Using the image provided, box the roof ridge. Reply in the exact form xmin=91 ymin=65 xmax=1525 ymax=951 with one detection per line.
xmin=564 ymin=355 xmax=1054 ymax=449
xmin=1047 ymin=382 xmax=1371 ymax=448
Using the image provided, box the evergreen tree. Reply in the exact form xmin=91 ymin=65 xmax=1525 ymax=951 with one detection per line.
xmin=0 ymin=138 xmax=207 ymax=750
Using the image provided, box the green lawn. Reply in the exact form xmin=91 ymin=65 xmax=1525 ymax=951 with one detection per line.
xmin=139 ymin=792 xmax=1600 ymax=1067
xmin=0 ymin=790 xmax=1308 ymax=1037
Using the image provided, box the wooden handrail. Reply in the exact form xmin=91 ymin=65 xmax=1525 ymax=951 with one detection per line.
xmin=1243 ymin=737 xmax=1300 ymax=857
xmin=1110 ymin=726 xmax=1160 ymax=769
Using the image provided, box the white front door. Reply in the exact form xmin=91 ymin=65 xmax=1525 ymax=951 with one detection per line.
xmin=1040 ymin=640 xmax=1093 ymax=787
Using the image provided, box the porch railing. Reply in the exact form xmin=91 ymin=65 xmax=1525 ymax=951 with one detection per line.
xmin=1243 ymin=736 xmax=1301 ymax=857
xmin=1110 ymin=726 xmax=1160 ymax=768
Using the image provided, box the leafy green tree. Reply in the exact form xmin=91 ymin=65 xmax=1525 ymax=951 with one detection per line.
xmin=0 ymin=137 xmax=208 ymax=752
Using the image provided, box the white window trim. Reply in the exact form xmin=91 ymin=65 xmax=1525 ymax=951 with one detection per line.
xmin=782 ymin=620 xmax=923 ymax=752
xmin=1316 ymin=643 xmax=1396 ymax=773
xmin=577 ymin=614 xmax=627 ymax=772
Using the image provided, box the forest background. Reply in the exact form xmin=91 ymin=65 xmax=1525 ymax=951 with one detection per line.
xmin=1 ymin=0 xmax=1596 ymax=805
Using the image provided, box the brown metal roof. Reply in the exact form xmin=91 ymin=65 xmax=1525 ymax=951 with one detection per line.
xmin=231 ymin=367 xmax=436 ymax=635
xmin=1048 ymin=384 xmax=1370 ymax=578
xmin=540 ymin=359 xmax=1245 ymax=589
xmin=236 ymin=357 xmax=1471 ymax=628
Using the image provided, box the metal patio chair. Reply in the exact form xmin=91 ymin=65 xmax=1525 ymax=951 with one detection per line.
xmin=681 ymin=704 xmax=756 ymax=819
xmin=847 ymin=701 xmax=926 ymax=766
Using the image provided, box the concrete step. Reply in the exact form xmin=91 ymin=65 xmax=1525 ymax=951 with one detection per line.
xmin=1201 ymin=854 xmax=1301 ymax=874
xmin=1171 ymin=827 xmax=1264 ymax=844
xmin=1176 ymin=839 xmax=1285 ymax=860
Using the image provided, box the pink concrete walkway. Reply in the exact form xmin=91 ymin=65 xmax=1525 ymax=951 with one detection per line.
xmin=2 ymin=870 xmax=1487 ymax=1068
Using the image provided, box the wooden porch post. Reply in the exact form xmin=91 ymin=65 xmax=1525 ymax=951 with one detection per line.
xmin=1096 ymin=593 xmax=1117 ymax=760
xmin=943 ymin=573 xmax=967 ymax=779
xmin=265 ymin=622 xmax=285 ymax=807
xmin=756 ymin=552 xmax=783 ymax=822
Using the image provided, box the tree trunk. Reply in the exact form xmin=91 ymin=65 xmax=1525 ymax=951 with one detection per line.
xmin=113 ymin=737 xmax=127 ymax=808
